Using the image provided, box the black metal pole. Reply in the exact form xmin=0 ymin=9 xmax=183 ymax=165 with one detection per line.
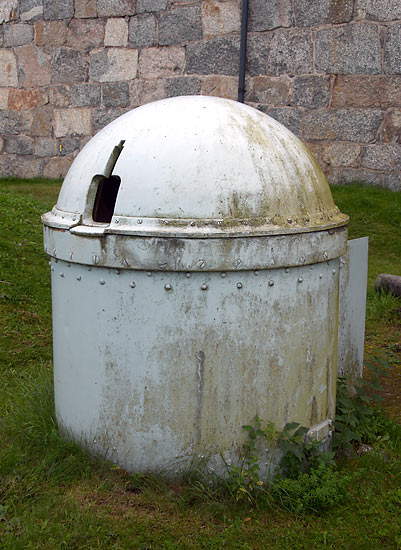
xmin=237 ymin=0 xmax=249 ymax=103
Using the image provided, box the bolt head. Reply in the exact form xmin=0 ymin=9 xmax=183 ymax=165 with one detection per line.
xmin=201 ymin=283 xmax=208 ymax=290
xmin=185 ymin=272 xmax=191 ymax=278
xmin=190 ymin=221 xmax=196 ymax=227
xmin=60 ymin=272 xmax=64 ymax=277
xmin=137 ymin=219 xmax=142 ymax=224
xmin=298 ymin=277 xmax=303 ymax=283
xmin=268 ymin=280 xmax=274 ymax=287
xmin=220 ymin=272 xmax=226 ymax=278
xmin=99 ymin=280 xmax=105 ymax=285
xmin=165 ymin=284 xmax=172 ymax=291
xmin=130 ymin=282 xmax=136 ymax=288
xmin=76 ymin=275 xmax=81 ymax=281
xmin=237 ymin=282 xmax=243 ymax=289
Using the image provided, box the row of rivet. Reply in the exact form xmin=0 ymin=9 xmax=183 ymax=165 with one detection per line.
xmin=50 ymin=252 xmax=337 ymax=269
xmin=51 ymin=262 xmax=339 ymax=276
xmin=52 ymin=269 xmax=337 ymax=287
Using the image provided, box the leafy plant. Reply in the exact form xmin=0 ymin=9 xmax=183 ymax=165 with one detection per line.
xmin=333 ymin=356 xmax=395 ymax=452
xmin=275 ymin=422 xmax=335 ymax=478
xmin=271 ymin=464 xmax=350 ymax=514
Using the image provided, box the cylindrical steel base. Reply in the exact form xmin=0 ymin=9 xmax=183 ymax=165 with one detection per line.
xmin=51 ymin=258 xmax=339 ymax=476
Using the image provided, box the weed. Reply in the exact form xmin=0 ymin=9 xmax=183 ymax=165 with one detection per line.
xmin=333 ymin=356 xmax=401 ymax=452
xmin=1 ymin=181 xmax=401 ymax=547
xmin=271 ymin=465 xmax=350 ymax=514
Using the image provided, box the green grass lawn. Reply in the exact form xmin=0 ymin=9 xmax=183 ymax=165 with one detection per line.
xmin=0 ymin=179 xmax=400 ymax=550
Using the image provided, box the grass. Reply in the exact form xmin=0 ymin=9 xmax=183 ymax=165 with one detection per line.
xmin=0 ymin=178 xmax=400 ymax=549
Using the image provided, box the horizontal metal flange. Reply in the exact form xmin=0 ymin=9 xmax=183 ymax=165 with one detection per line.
xmin=43 ymin=225 xmax=348 ymax=272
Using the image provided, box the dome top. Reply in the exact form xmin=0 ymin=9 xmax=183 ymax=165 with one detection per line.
xmin=43 ymin=96 xmax=347 ymax=237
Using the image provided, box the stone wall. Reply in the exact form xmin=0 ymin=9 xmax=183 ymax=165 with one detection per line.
xmin=0 ymin=0 xmax=400 ymax=189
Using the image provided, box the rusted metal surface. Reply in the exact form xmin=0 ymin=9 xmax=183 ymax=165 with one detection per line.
xmin=338 ymin=237 xmax=369 ymax=382
xmin=51 ymin=258 xmax=339 ymax=476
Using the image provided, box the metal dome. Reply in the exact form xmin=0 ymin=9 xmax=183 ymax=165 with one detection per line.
xmin=43 ymin=95 xmax=348 ymax=238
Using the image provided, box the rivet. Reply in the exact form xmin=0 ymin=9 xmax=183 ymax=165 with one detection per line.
xmin=55 ymin=258 xmax=58 ymax=263
xmin=300 ymin=257 xmax=305 ymax=263
xmin=287 ymin=218 xmax=292 ymax=223
xmin=51 ymin=266 xmax=54 ymax=271
xmin=92 ymin=255 xmax=100 ymax=265
xmin=234 ymin=258 xmax=242 ymax=267
xmin=69 ymin=252 xmax=73 ymax=260
xmin=53 ymin=248 xmax=57 ymax=256
xmin=137 ymin=219 xmax=142 ymax=224
xmin=165 ymin=284 xmax=172 ymax=291
xmin=113 ymin=446 xmax=116 ymax=451
xmin=147 ymin=271 xmax=152 ymax=277
xmin=175 ymin=455 xmax=179 ymax=459
xmin=285 ymin=268 xmax=289 ymax=273
xmin=123 ymin=258 xmax=130 ymax=267
xmin=185 ymin=272 xmax=191 ymax=278
xmin=319 ymin=273 xmax=323 ymax=279
xmin=305 ymin=216 xmax=310 ymax=222
xmin=48 ymin=260 xmax=52 ymax=265
xmin=220 ymin=272 xmax=226 ymax=278
xmin=327 ymin=260 xmax=331 ymax=266
xmin=163 ymin=220 xmax=169 ymax=225
xmin=198 ymin=260 xmax=205 ymax=268
xmin=268 ymin=280 xmax=274 ymax=286
xmin=77 ymin=275 xmax=81 ymax=281
xmin=270 ymin=259 xmax=275 ymax=266
xmin=310 ymin=265 xmax=314 ymax=270
xmin=115 ymin=269 xmax=120 ymax=275
xmin=298 ymin=277 xmax=303 ymax=283
xmin=67 ymin=263 xmax=71 ymax=268
xmin=254 ymin=270 xmax=259 ymax=276
xmin=237 ymin=282 xmax=243 ymax=289
xmin=60 ymin=272 xmax=64 ymax=277
xmin=201 ymin=283 xmax=208 ymax=290
xmin=115 ymin=219 xmax=119 ymax=224
xmin=323 ymin=252 xmax=328 ymax=260
xmin=72 ymin=215 xmax=76 ymax=221
xmin=190 ymin=221 xmax=196 ymax=227
xmin=99 ymin=280 xmax=105 ymax=285
xmin=266 ymin=218 xmax=271 ymax=224
xmin=93 ymin=439 xmax=97 ymax=444
xmin=130 ymin=282 xmax=136 ymax=288
xmin=87 ymin=266 xmax=91 ymax=271
xmin=332 ymin=269 xmax=336 ymax=274
xmin=159 ymin=262 xmax=168 ymax=270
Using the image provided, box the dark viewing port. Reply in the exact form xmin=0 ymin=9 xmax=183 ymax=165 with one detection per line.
xmin=92 ymin=175 xmax=121 ymax=223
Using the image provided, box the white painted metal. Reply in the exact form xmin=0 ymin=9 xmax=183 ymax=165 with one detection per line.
xmin=51 ymin=258 xmax=339 ymax=476
xmin=42 ymin=96 xmax=355 ymax=476
xmin=42 ymin=96 xmax=348 ymax=236
xmin=338 ymin=237 xmax=369 ymax=382
xmin=43 ymin=224 xmax=347 ymax=271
